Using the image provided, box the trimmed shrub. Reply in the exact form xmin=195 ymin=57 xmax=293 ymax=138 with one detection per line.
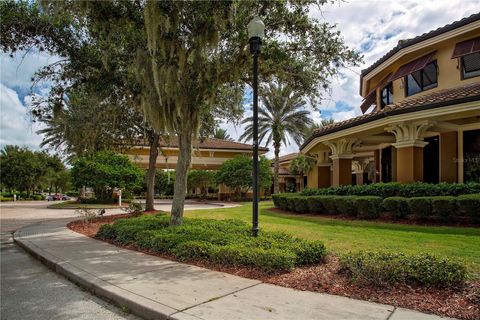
xmin=335 ymin=196 xmax=358 ymax=217
xmin=355 ymin=196 xmax=382 ymax=219
xmin=301 ymin=182 xmax=480 ymax=198
xmin=407 ymin=197 xmax=432 ymax=219
xmin=307 ymin=196 xmax=326 ymax=213
xmin=321 ymin=196 xmax=340 ymax=215
xmin=383 ymin=197 xmax=410 ymax=219
xmin=213 ymin=245 xmax=296 ymax=272
xmin=291 ymin=196 xmax=309 ymax=213
xmin=96 ymin=224 xmax=116 ymax=240
xmin=431 ymin=196 xmax=457 ymax=221
xmin=96 ymin=215 xmax=326 ymax=273
xmin=340 ymin=250 xmax=467 ymax=287
xmin=173 ymin=241 xmax=217 ymax=260
xmin=456 ymin=194 xmax=480 ymax=222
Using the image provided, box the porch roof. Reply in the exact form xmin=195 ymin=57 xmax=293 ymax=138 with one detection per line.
xmin=301 ymin=82 xmax=480 ymax=150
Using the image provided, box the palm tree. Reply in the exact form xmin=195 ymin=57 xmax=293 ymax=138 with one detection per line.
xmin=240 ymin=83 xmax=313 ymax=194
xmin=303 ymin=118 xmax=335 ymax=141
xmin=290 ymin=155 xmax=316 ymax=191
xmin=212 ymin=127 xmax=234 ymax=141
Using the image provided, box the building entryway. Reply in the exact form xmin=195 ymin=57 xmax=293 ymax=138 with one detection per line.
xmin=424 ymin=136 xmax=439 ymax=183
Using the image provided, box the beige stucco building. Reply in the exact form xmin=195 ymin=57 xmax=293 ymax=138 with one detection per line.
xmin=301 ymin=14 xmax=480 ymax=188
xmin=124 ymin=137 xmax=268 ymax=199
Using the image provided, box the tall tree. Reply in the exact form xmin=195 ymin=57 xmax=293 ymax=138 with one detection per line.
xmin=240 ymin=83 xmax=313 ymax=194
xmin=1 ymin=0 xmax=361 ymax=225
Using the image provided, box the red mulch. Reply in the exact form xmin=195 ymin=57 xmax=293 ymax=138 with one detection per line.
xmin=68 ymin=213 xmax=480 ymax=320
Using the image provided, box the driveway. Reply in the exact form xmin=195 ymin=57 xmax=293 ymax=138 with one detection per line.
xmin=0 ymin=201 xmax=136 ymax=320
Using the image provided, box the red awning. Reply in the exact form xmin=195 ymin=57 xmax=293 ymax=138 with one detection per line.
xmin=388 ymin=51 xmax=436 ymax=82
xmin=451 ymin=37 xmax=480 ymax=59
xmin=360 ymin=73 xmax=392 ymax=114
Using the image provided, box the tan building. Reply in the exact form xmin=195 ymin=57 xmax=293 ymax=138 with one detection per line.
xmin=124 ymin=137 xmax=268 ymax=199
xmin=301 ymin=14 xmax=480 ymax=188
xmin=275 ymin=153 xmax=301 ymax=192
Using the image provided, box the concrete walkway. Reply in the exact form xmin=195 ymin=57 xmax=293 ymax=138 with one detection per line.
xmin=14 ymin=219 xmax=455 ymax=320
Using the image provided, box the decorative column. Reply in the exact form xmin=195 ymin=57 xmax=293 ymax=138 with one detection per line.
xmin=324 ymin=138 xmax=358 ymax=187
xmin=352 ymin=159 xmax=369 ymax=185
xmin=385 ymin=121 xmax=434 ymax=183
xmin=317 ymin=150 xmax=332 ymax=188
xmin=440 ymin=131 xmax=458 ymax=183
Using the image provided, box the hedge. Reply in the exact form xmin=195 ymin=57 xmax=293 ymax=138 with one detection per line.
xmin=272 ymin=193 xmax=480 ymax=223
xmin=97 ymin=215 xmax=327 ymax=272
xmin=301 ymin=182 xmax=480 ymax=198
xmin=339 ymin=250 xmax=467 ymax=288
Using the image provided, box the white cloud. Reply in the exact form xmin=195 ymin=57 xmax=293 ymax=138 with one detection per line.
xmin=0 ymin=84 xmax=44 ymax=150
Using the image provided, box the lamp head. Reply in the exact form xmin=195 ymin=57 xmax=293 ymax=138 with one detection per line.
xmin=247 ymin=16 xmax=265 ymax=40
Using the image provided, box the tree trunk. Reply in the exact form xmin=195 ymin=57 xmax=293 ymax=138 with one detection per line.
xmin=146 ymin=131 xmax=160 ymax=211
xmin=273 ymin=142 xmax=280 ymax=194
xmin=170 ymin=125 xmax=192 ymax=225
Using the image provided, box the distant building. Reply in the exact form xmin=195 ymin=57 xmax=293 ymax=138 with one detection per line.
xmin=301 ymin=13 xmax=480 ymax=187
xmin=124 ymin=137 xmax=268 ymax=199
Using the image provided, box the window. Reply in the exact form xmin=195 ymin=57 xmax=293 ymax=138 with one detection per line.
xmin=461 ymin=52 xmax=480 ymax=79
xmin=405 ymin=61 xmax=438 ymax=96
xmin=380 ymin=82 xmax=393 ymax=108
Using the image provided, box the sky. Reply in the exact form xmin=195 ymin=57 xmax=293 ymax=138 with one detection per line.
xmin=1 ymin=0 xmax=479 ymax=156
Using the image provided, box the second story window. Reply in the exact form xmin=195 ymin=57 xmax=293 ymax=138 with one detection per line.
xmin=405 ymin=61 xmax=437 ymax=96
xmin=380 ymin=83 xmax=393 ymax=108
xmin=461 ymin=52 xmax=480 ymax=79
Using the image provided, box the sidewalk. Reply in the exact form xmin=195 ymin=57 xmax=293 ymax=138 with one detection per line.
xmin=14 ymin=220 xmax=455 ymax=320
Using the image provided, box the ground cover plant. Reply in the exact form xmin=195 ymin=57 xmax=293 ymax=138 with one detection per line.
xmin=96 ymin=214 xmax=326 ymax=272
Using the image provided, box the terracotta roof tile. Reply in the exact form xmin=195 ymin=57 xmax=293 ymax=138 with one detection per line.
xmin=301 ymin=82 xmax=480 ymax=149
xmin=278 ymin=153 xmax=299 ymax=162
xmin=154 ymin=137 xmax=269 ymax=152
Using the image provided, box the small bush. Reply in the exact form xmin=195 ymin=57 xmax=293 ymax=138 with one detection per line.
xmin=321 ymin=196 xmax=339 ymax=215
xmin=456 ymin=194 xmax=480 ymax=222
xmin=383 ymin=197 xmax=410 ymax=219
xmin=96 ymin=215 xmax=326 ymax=273
xmin=431 ymin=196 xmax=457 ymax=221
xmin=173 ymin=241 xmax=217 ymax=260
xmin=335 ymin=196 xmax=358 ymax=216
xmin=291 ymin=196 xmax=309 ymax=213
xmin=307 ymin=196 xmax=325 ymax=213
xmin=407 ymin=197 xmax=432 ymax=219
xmin=340 ymin=250 xmax=467 ymax=287
xmin=355 ymin=196 xmax=382 ymax=219
xmin=213 ymin=245 xmax=296 ymax=272
xmin=97 ymin=224 xmax=116 ymax=240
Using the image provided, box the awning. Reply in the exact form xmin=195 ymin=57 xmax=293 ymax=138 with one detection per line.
xmin=451 ymin=37 xmax=480 ymax=59
xmin=388 ymin=51 xmax=436 ymax=82
xmin=359 ymin=73 xmax=392 ymax=114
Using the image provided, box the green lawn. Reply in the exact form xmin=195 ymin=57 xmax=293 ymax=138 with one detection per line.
xmin=184 ymin=201 xmax=480 ymax=276
xmin=48 ymin=200 xmax=121 ymax=209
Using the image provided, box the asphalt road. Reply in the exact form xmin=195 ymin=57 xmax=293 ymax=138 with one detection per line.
xmin=0 ymin=201 xmax=140 ymax=320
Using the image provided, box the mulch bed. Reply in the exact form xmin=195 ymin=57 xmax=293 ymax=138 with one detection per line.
xmin=68 ymin=213 xmax=480 ymax=320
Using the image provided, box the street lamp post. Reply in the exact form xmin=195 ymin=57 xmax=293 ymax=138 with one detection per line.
xmin=248 ymin=16 xmax=265 ymax=237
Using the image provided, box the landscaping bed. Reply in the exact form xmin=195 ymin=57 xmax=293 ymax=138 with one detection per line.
xmin=68 ymin=212 xmax=479 ymax=320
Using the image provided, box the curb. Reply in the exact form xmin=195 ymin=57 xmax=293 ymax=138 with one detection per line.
xmin=14 ymin=227 xmax=175 ymax=320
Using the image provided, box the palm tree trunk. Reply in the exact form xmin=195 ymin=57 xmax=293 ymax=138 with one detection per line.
xmin=170 ymin=124 xmax=192 ymax=225
xmin=273 ymin=143 xmax=280 ymax=194
xmin=146 ymin=131 xmax=160 ymax=211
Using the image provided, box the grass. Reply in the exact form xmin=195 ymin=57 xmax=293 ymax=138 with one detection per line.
xmin=48 ymin=200 xmax=121 ymax=209
xmin=183 ymin=201 xmax=480 ymax=276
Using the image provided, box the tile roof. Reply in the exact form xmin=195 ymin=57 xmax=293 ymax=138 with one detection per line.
xmin=361 ymin=13 xmax=480 ymax=78
xmin=278 ymin=153 xmax=299 ymax=163
xmin=301 ymin=82 xmax=480 ymax=150
xmin=155 ymin=137 xmax=269 ymax=152
xmin=278 ymin=167 xmax=293 ymax=175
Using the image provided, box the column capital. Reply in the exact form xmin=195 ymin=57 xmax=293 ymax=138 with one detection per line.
xmin=324 ymin=138 xmax=358 ymax=160
xmin=385 ymin=120 xmax=435 ymax=148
